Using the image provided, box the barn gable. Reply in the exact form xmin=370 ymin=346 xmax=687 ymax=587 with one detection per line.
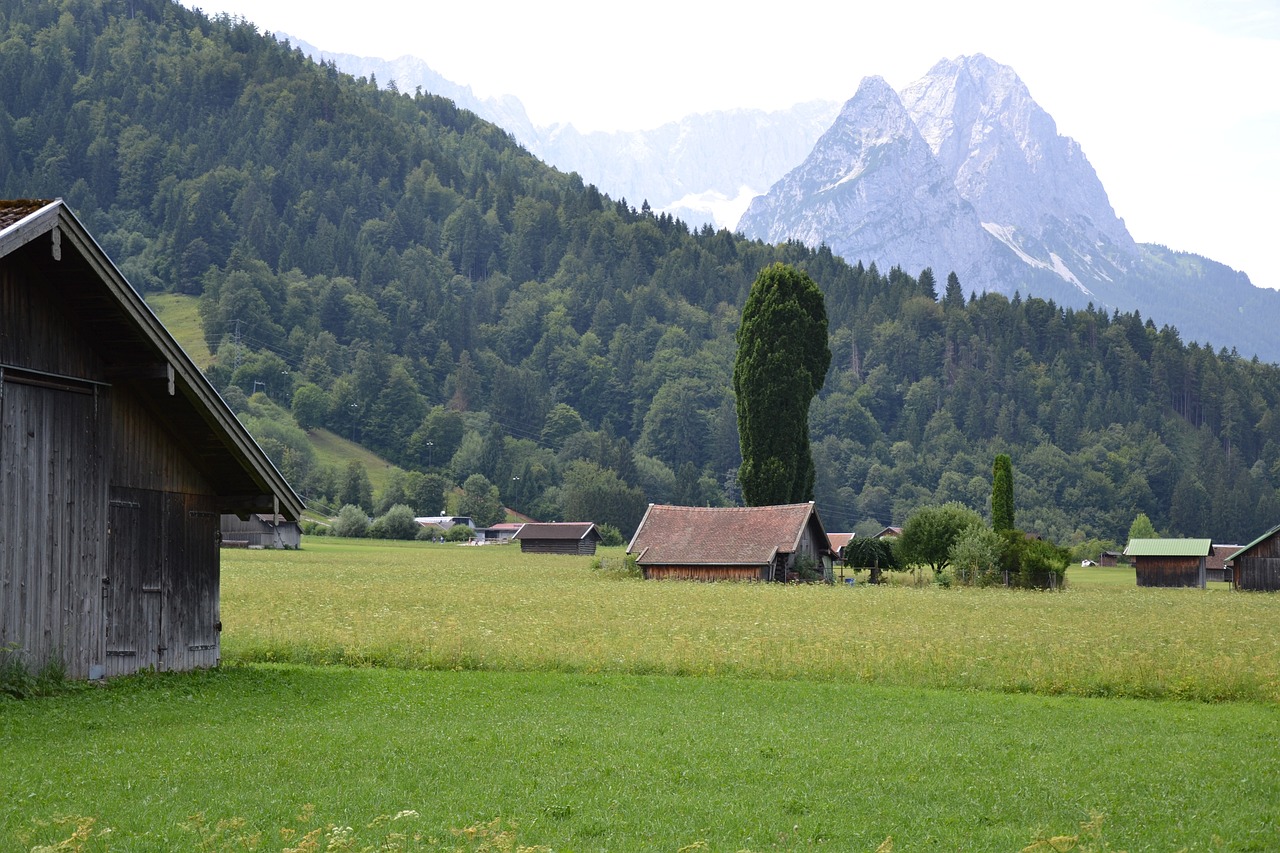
xmin=1 ymin=199 xmax=303 ymax=679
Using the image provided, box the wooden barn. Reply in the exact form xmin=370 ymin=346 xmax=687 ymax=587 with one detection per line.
xmin=1227 ymin=525 xmax=1280 ymax=591
xmin=513 ymin=522 xmax=602 ymax=555
xmin=0 ymin=199 xmax=303 ymax=680
xmin=219 ymin=513 xmax=303 ymax=549
xmin=1123 ymin=538 xmax=1212 ymax=588
xmin=627 ymin=502 xmax=836 ymax=582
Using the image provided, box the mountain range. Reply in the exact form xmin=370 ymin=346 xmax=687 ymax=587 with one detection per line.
xmin=289 ymin=39 xmax=1280 ymax=363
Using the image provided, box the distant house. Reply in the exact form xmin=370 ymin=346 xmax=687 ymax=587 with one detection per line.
xmin=874 ymin=526 xmax=903 ymax=539
xmin=827 ymin=532 xmax=854 ymax=561
xmin=0 ymin=199 xmax=303 ymax=680
xmin=514 ymin=522 xmax=602 ymax=555
xmin=1124 ymin=538 xmax=1212 ymax=588
xmin=1227 ymin=525 xmax=1280 ymax=591
xmin=627 ymin=502 xmax=836 ymax=582
xmin=1206 ymin=545 xmax=1239 ymax=584
xmin=220 ymin=513 xmax=303 ymax=549
xmin=415 ymin=515 xmax=474 ymax=530
xmin=479 ymin=522 xmax=523 ymax=543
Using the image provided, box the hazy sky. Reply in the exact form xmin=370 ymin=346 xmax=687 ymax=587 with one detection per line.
xmin=190 ymin=0 xmax=1280 ymax=290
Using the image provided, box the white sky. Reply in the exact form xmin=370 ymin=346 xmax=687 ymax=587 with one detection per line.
xmin=190 ymin=0 xmax=1280 ymax=290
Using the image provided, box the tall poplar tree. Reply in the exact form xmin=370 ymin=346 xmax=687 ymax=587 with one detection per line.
xmin=733 ymin=263 xmax=831 ymax=506
xmin=992 ymin=453 xmax=1015 ymax=532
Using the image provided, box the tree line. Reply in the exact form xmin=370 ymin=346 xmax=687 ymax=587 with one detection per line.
xmin=3 ymin=0 xmax=1280 ymax=543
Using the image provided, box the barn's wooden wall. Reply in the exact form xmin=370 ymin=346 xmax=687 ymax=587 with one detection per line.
xmin=0 ymin=373 xmax=108 ymax=678
xmin=2 ymin=261 xmax=223 ymax=678
xmin=1134 ymin=556 xmax=1205 ymax=588
xmin=1234 ymin=532 xmax=1280 ymax=591
xmin=641 ymin=565 xmax=765 ymax=581
xmin=519 ymin=538 xmax=599 ymax=556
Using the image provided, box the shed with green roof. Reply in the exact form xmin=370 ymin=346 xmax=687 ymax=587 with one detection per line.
xmin=1123 ymin=538 xmax=1212 ymax=588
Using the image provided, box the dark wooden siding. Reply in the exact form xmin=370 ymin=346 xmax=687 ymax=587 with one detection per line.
xmin=519 ymin=538 xmax=598 ymax=556
xmin=0 ymin=372 xmax=108 ymax=679
xmin=105 ymin=488 xmax=221 ymax=675
xmin=642 ymin=565 xmax=765 ymax=581
xmin=1234 ymin=531 xmax=1280 ymax=591
xmin=1134 ymin=556 xmax=1205 ymax=588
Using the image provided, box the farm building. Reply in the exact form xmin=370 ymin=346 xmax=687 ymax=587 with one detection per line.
xmin=220 ymin=513 xmax=303 ymax=549
xmin=513 ymin=522 xmax=602 ymax=555
xmin=627 ymin=502 xmax=836 ymax=582
xmin=1206 ymin=545 xmax=1238 ymax=584
xmin=1227 ymin=525 xmax=1280 ymax=591
xmin=0 ymin=199 xmax=303 ymax=680
xmin=478 ymin=522 xmax=523 ymax=543
xmin=827 ymin=532 xmax=854 ymax=561
xmin=1123 ymin=538 xmax=1212 ymax=588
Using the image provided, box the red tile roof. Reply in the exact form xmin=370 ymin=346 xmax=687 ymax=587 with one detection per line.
xmin=628 ymin=503 xmax=829 ymax=566
xmin=827 ymin=533 xmax=854 ymax=552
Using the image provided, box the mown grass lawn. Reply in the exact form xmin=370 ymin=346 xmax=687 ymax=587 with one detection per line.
xmin=3 ymin=665 xmax=1278 ymax=852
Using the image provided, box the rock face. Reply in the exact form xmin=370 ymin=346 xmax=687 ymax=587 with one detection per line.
xmin=740 ymin=55 xmax=1143 ymax=306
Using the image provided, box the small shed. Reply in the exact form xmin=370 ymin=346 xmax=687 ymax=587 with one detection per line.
xmin=1227 ymin=525 xmax=1280 ymax=591
xmin=1099 ymin=550 xmax=1122 ymax=567
xmin=1124 ymin=538 xmax=1212 ymax=588
xmin=0 ymin=199 xmax=302 ymax=680
xmin=220 ymin=513 xmax=303 ymax=549
xmin=627 ymin=502 xmax=836 ymax=582
xmin=513 ymin=522 xmax=602 ymax=555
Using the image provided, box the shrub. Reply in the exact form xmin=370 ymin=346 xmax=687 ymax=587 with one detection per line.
xmin=332 ymin=504 xmax=370 ymax=538
xmin=597 ymin=523 xmax=625 ymax=547
xmin=370 ymin=504 xmax=419 ymax=540
xmin=444 ymin=524 xmax=475 ymax=542
xmin=591 ymin=554 xmax=641 ymax=579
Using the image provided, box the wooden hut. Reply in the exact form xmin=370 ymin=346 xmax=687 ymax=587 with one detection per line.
xmin=1227 ymin=525 xmax=1280 ymax=591
xmin=220 ymin=513 xmax=303 ymax=549
xmin=513 ymin=522 xmax=602 ymax=555
xmin=0 ymin=199 xmax=303 ymax=680
xmin=1123 ymin=538 xmax=1212 ymax=588
xmin=627 ymin=502 xmax=835 ymax=582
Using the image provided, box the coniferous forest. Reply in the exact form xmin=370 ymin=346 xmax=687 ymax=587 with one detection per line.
xmin=3 ymin=0 xmax=1280 ymax=544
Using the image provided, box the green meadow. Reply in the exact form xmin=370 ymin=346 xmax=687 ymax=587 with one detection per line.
xmin=2 ymin=540 xmax=1278 ymax=852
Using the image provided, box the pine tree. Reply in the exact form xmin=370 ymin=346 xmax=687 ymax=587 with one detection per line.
xmin=733 ymin=263 xmax=831 ymax=506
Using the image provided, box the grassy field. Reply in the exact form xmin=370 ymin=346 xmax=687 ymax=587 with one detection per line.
xmin=144 ymin=292 xmax=213 ymax=369
xmin=3 ymin=665 xmax=1278 ymax=851
xmin=223 ymin=541 xmax=1280 ymax=703
xmin=5 ymin=539 xmax=1279 ymax=851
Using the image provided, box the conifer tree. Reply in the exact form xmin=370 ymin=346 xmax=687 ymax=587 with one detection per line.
xmin=733 ymin=263 xmax=831 ymax=506
xmin=992 ymin=453 xmax=1015 ymax=532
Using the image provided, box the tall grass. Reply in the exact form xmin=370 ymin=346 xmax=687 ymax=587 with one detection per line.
xmin=222 ymin=541 xmax=1280 ymax=703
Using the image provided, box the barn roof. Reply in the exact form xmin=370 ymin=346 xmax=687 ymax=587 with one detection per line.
xmin=0 ymin=199 xmax=303 ymax=519
xmin=514 ymin=522 xmax=600 ymax=541
xmin=1123 ymin=538 xmax=1212 ymax=558
xmin=627 ymin=502 xmax=832 ymax=566
xmin=827 ymin=532 xmax=854 ymax=553
xmin=1227 ymin=524 xmax=1280 ymax=562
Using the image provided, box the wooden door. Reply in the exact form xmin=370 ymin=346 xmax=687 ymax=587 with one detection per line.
xmin=105 ymin=488 xmax=165 ymax=675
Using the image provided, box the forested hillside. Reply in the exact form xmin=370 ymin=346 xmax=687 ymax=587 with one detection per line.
xmin=3 ymin=0 xmax=1279 ymax=544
